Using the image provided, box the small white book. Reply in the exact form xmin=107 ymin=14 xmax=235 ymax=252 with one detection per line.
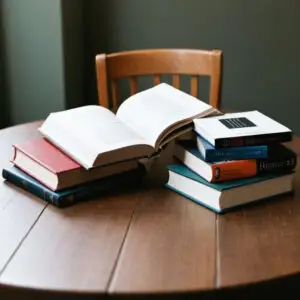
xmin=193 ymin=110 xmax=292 ymax=148
xmin=39 ymin=83 xmax=220 ymax=169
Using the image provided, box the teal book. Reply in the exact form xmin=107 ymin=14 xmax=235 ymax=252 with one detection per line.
xmin=2 ymin=165 xmax=145 ymax=207
xmin=165 ymin=164 xmax=294 ymax=213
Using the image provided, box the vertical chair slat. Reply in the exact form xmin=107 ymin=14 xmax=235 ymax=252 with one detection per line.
xmin=172 ymin=75 xmax=180 ymax=89
xmin=95 ymin=54 xmax=109 ymax=108
xmin=153 ymin=75 xmax=160 ymax=85
xmin=210 ymin=50 xmax=222 ymax=108
xmin=129 ymin=76 xmax=138 ymax=95
xmin=111 ymin=80 xmax=119 ymax=112
xmin=190 ymin=76 xmax=198 ymax=97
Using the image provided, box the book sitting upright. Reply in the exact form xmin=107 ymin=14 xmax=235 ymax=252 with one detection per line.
xmin=38 ymin=83 xmax=220 ymax=169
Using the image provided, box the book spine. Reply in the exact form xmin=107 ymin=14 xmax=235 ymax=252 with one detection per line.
xmin=1 ymin=168 xmax=70 ymax=207
xmin=210 ymin=155 xmax=297 ymax=182
xmin=205 ymin=146 xmax=268 ymax=162
xmin=64 ymin=170 xmax=142 ymax=203
xmin=211 ymin=160 xmax=257 ymax=182
xmin=256 ymin=155 xmax=297 ymax=174
xmin=214 ymin=132 xmax=292 ymax=148
xmin=2 ymin=167 xmax=144 ymax=208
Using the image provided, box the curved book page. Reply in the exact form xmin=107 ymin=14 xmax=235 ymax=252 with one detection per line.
xmin=116 ymin=83 xmax=218 ymax=150
xmin=38 ymin=106 xmax=152 ymax=169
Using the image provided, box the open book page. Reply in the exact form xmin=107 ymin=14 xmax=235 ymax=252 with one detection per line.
xmin=38 ymin=106 xmax=152 ymax=169
xmin=116 ymin=83 xmax=217 ymax=150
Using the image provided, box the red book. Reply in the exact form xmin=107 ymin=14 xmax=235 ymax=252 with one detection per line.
xmin=11 ymin=138 xmax=138 ymax=191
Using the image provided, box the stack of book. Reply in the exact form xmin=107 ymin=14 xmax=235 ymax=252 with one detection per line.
xmin=1 ymin=83 xmax=221 ymax=207
xmin=2 ymin=138 xmax=145 ymax=207
xmin=2 ymin=83 xmax=297 ymax=212
xmin=166 ymin=110 xmax=297 ymax=213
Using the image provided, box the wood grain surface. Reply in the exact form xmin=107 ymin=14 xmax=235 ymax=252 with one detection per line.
xmin=109 ymin=188 xmax=216 ymax=293
xmin=1 ymin=122 xmax=300 ymax=299
xmin=0 ymin=191 xmax=140 ymax=292
xmin=0 ymin=122 xmax=46 ymax=273
xmin=217 ymin=139 xmax=300 ymax=287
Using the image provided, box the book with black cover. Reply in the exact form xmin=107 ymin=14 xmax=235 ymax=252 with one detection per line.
xmin=2 ymin=165 xmax=145 ymax=207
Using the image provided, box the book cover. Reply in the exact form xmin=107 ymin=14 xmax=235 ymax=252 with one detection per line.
xmin=174 ymin=140 xmax=297 ymax=182
xmin=11 ymin=138 xmax=139 ymax=191
xmin=193 ymin=110 xmax=292 ymax=148
xmin=196 ymin=134 xmax=268 ymax=162
xmin=167 ymin=164 xmax=291 ymax=191
xmin=165 ymin=164 xmax=294 ymax=212
xmin=2 ymin=165 xmax=145 ymax=207
xmin=12 ymin=138 xmax=81 ymax=173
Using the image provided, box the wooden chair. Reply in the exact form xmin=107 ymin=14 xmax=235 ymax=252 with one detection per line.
xmin=95 ymin=48 xmax=222 ymax=112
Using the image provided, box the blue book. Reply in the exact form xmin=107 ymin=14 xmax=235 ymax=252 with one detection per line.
xmin=196 ymin=134 xmax=268 ymax=162
xmin=165 ymin=164 xmax=294 ymax=213
xmin=2 ymin=165 xmax=145 ymax=207
xmin=174 ymin=140 xmax=296 ymax=183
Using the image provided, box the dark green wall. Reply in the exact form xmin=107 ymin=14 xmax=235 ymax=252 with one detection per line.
xmin=0 ymin=0 xmax=85 ymax=127
xmin=0 ymin=2 xmax=9 ymax=128
xmin=84 ymin=0 xmax=300 ymax=134
xmin=1 ymin=0 xmax=66 ymax=125
xmin=61 ymin=0 xmax=85 ymax=109
xmin=1 ymin=0 xmax=300 ymax=134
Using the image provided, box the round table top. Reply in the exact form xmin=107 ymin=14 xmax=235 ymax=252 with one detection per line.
xmin=1 ymin=121 xmax=300 ymax=299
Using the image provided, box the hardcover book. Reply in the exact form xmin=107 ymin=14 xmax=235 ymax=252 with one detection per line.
xmin=11 ymin=138 xmax=139 ymax=191
xmin=165 ymin=164 xmax=294 ymax=213
xmin=38 ymin=83 xmax=221 ymax=169
xmin=2 ymin=165 xmax=145 ymax=207
xmin=193 ymin=110 xmax=292 ymax=148
xmin=173 ymin=140 xmax=297 ymax=182
xmin=196 ymin=135 xmax=268 ymax=162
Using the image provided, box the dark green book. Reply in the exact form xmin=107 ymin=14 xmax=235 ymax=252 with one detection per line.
xmin=165 ymin=164 xmax=294 ymax=213
xmin=2 ymin=165 xmax=145 ymax=207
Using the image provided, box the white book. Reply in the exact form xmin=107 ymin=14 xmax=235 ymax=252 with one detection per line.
xmin=193 ymin=110 xmax=292 ymax=148
xmin=39 ymin=83 xmax=220 ymax=169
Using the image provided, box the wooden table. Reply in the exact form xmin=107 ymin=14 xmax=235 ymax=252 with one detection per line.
xmin=1 ymin=122 xmax=300 ymax=300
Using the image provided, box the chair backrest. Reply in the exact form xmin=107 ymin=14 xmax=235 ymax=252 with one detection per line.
xmin=95 ymin=49 xmax=222 ymax=112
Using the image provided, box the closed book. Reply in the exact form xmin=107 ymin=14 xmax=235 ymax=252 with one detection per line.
xmin=174 ymin=140 xmax=297 ymax=182
xmin=193 ymin=110 xmax=292 ymax=148
xmin=196 ymin=135 xmax=268 ymax=162
xmin=165 ymin=164 xmax=294 ymax=213
xmin=2 ymin=165 xmax=145 ymax=208
xmin=12 ymin=138 xmax=139 ymax=191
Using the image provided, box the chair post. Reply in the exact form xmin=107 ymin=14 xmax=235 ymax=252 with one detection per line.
xmin=95 ymin=54 xmax=110 ymax=109
xmin=209 ymin=50 xmax=222 ymax=109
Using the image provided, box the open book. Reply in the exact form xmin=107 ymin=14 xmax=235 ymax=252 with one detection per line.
xmin=39 ymin=83 xmax=220 ymax=169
